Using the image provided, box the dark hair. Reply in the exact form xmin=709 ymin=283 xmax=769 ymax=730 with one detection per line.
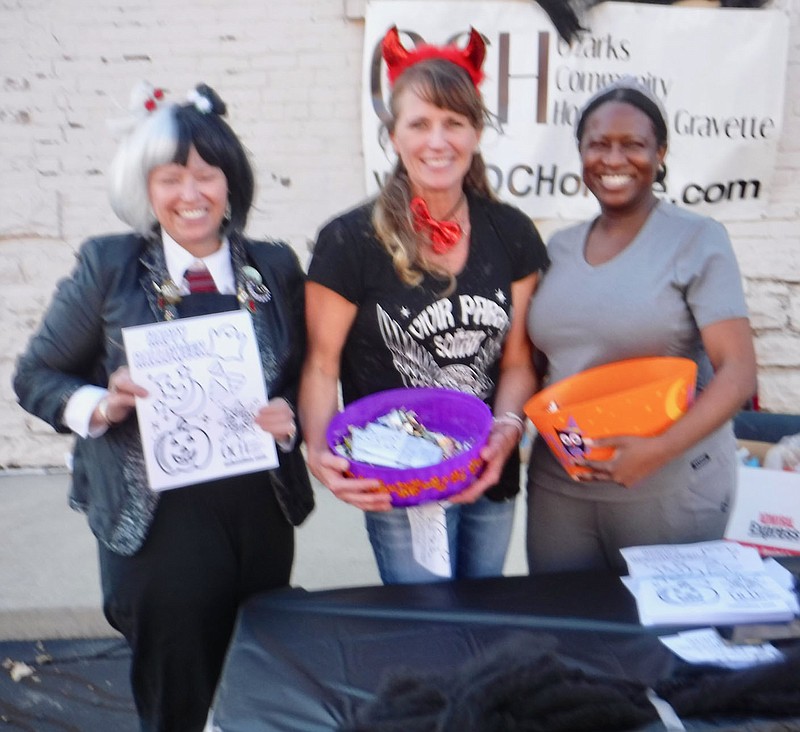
xmin=173 ymin=86 xmax=255 ymax=234
xmin=576 ymin=86 xmax=668 ymax=149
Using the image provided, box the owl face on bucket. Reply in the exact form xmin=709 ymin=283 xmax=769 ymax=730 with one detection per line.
xmin=555 ymin=427 xmax=588 ymax=459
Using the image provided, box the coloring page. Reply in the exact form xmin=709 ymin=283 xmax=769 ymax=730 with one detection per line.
xmin=621 ymin=571 xmax=796 ymax=627
xmin=122 ymin=311 xmax=278 ymax=491
xmin=620 ymin=540 xmax=765 ymax=579
xmin=619 ymin=542 xmax=798 ymax=627
xmin=658 ymin=628 xmax=783 ymax=669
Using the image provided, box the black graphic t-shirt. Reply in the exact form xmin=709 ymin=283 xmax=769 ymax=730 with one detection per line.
xmin=309 ymin=192 xmax=548 ymax=499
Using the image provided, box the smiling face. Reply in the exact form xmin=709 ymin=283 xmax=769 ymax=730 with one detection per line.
xmin=148 ymin=145 xmax=228 ymax=256
xmin=390 ymin=87 xmax=481 ymax=205
xmin=579 ymin=101 xmax=666 ymax=215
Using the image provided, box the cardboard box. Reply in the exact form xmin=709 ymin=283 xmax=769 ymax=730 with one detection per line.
xmin=737 ymin=439 xmax=773 ymax=466
xmin=725 ymin=465 xmax=800 ymax=556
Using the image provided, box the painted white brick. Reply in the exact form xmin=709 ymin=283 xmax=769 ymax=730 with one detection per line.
xmin=734 ymin=240 xmax=800 ymax=284
xmin=747 ymin=282 xmax=791 ymax=331
xmin=1 ymin=195 xmax=61 ymax=238
xmin=2 ymin=0 xmax=800 ymax=466
xmin=758 ymin=369 xmax=800 ymax=415
xmin=755 ymin=334 xmax=800 ymax=368
xmin=788 ymin=291 xmax=800 ymax=331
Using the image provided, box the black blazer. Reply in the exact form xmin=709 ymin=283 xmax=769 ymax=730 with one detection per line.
xmin=14 ymin=231 xmax=314 ymax=555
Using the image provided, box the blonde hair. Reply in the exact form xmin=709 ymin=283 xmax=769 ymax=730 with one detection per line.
xmin=373 ymin=59 xmax=496 ymax=288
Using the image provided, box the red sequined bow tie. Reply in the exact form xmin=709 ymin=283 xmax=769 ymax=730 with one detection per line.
xmin=410 ymin=197 xmax=463 ymax=254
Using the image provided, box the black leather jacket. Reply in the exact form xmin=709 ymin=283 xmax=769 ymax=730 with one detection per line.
xmin=14 ymin=231 xmax=314 ymax=555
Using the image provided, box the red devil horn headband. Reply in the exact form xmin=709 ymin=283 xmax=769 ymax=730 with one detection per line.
xmin=382 ymin=26 xmax=486 ymax=88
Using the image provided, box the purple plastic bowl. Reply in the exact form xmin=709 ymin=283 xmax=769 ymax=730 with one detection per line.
xmin=326 ymin=387 xmax=492 ymax=507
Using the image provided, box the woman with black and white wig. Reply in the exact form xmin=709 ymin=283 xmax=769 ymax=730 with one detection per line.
xmin=14 ymin=82 xmax=313 ymax=731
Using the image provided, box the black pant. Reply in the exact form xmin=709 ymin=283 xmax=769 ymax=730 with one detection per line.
xmin=98 ymin=472 xmax=294 ymax=732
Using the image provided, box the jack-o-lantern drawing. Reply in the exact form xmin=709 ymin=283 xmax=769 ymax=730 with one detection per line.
xmin=154 ymin=418 xmax=212 ymax=475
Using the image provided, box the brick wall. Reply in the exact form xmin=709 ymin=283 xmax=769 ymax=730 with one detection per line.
xmin=1 ymin=0 xmax=798 ymax=467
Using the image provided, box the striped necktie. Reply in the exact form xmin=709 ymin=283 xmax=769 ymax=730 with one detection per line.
xmin=184 ymin=261 xmax=217 ymax=294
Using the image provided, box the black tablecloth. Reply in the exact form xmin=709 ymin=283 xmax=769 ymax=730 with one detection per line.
xmin=209 ymin=566 xmax=800 ymax=732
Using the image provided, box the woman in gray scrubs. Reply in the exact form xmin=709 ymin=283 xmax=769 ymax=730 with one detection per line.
xmin=526 ymin=77 xmax=757 ymax=574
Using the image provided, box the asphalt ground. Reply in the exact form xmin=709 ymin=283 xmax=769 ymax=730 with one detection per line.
xmin=0 ymin=469 xmax=527 ymax=730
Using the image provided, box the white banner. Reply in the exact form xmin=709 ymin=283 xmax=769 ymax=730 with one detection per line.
xmin=362 ymin=1 xmax=789 ymax=221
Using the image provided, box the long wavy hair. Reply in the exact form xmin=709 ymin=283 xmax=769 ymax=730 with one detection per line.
xmin=373 ymin=59 xmax=496 ymax=288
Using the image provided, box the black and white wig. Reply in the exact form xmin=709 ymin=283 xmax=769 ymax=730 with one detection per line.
xmin=108 ymin=83 xmax=255 ymax=237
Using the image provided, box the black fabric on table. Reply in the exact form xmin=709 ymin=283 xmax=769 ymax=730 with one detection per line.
xmin=209 ymin=566 xmax=800 ymax=732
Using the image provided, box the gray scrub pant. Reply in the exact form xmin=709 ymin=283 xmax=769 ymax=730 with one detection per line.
xmin=526 ymin=438 xmax=736 ymax=575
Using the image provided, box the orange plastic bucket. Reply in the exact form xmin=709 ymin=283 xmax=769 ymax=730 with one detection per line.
xmin=524 ymin=357 xmax=697 ymax=480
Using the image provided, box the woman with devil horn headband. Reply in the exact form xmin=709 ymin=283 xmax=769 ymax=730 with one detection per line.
xmin=299 ymin=27 xmax=549 ymax=584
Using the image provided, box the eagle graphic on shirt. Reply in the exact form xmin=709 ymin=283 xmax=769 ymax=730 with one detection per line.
xmin=376 ymin=304 xmax=503 ymax=400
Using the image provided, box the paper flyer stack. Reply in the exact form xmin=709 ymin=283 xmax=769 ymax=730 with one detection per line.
xmin=620 ymin=540 xmax=799 ymax=627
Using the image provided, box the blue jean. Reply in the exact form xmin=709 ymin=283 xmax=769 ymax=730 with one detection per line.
xmin=365 ymin=497 xmax=516 ymax=584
